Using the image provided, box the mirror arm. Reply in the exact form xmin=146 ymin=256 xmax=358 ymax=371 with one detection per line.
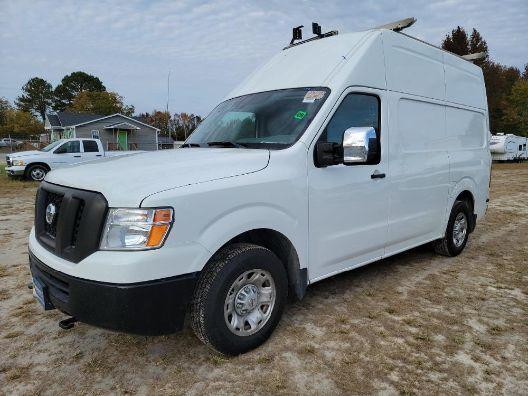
xmin=315 ymin=142 xmax=343 ymax=167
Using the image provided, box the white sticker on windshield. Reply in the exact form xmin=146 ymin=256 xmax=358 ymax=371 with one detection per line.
xmin=303 ymin=90 xmax=326 ymax=103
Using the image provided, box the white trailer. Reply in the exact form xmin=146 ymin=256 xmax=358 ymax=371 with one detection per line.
xmin=490 ymin=133 xmax=528 ymax=162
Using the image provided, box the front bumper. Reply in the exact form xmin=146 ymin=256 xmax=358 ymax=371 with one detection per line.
xmin=29 ymin=251 xmax=199 ymax=335
xmin=5 ymin=165 xmax=25 ymax=176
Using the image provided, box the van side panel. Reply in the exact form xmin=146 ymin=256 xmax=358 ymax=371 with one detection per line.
xmin=444 ymin=54 xmax=487 ymax=109
xmin=382 ymin=31 xmax=445 ymax=101
xmin=385 ymin=96 xmax=450 ymax=253
xmin=445 ymin=106 xmax=490 ymax=219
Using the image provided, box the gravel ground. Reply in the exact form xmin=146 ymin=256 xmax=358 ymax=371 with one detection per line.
xmin=0 ymin=164 xmax=527 ymax=395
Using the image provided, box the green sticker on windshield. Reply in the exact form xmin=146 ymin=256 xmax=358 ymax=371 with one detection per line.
xmin=294 ymin=110 xmax=307 ymax=120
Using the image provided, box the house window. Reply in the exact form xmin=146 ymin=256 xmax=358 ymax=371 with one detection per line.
xmin=92 ymin=130 xmax=100 ymax=139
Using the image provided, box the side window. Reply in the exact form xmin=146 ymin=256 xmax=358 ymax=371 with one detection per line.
xmin=83 ymin=140 xmax=99 ymax=153
xmin=320 ymin=93 xmax=380 ymax=145
xmin=519 ymin=144 xmax=523 ymax=151
xmin=91 ymin=130 xmax=100 ymax=139
xmin=55 ymin=141 xmax=80 ymax=154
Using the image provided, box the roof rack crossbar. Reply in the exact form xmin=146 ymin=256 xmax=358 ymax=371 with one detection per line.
xmin=461 ymin=52 xmax=487 ymax=61
xmin=375 ymin=17 xmax=416 ymax=32
xmin=284 ymin=28 xmax=338 ymax=50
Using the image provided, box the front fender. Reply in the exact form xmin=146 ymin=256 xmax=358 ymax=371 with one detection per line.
xmin=196 ymin=203 xmax=306 ymax=271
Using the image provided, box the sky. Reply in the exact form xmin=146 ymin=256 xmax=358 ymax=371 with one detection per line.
xmin=1 ymin=0 xmax=527 ymax=117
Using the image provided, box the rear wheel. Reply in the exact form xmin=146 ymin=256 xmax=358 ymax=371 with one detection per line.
xmin=190 ymin=243 xmax=288 ymax=355
xmin=26 ymin=164 xmax=48 ymax=181
xmin=433 ymin=200 xmax=471 ymax=256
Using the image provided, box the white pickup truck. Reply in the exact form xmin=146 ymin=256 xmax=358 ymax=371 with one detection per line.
xmin=5 ymin=138 xmax=139 ymax=181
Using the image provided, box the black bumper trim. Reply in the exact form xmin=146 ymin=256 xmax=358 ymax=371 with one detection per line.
xmin=29 ymin=251 xmax=198 ymax=335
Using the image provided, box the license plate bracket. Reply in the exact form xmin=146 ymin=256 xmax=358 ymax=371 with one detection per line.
xmin=32 ymin=277 xmax=54 ymax=310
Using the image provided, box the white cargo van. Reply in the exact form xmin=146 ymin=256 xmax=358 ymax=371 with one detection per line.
xmin=28 ymin=20 xmax=491 ymax=355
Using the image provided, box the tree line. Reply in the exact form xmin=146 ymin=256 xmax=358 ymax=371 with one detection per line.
xmin=0 ymin=71 xmax=202 ymax=139
xmin=442 ymin=27 xmax=528 ymax=136
xmin=15 ymin=71 xmax=135 ymax=121
xmin=136 ymin=111 xmax=202 ymax=141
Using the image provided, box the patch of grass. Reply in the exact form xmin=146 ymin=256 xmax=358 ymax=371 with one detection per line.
xmin=271 ymin=372 xmax=287 ymax=391
xmin=488 ymin=325 xmax=504 ymax=335
xmin=0 ymin=289 xmax=10 ymax=300
xmin=414 ymin=333 xmax=431 ymax=342
xmin=209 ymin=354 xmax=229 ymax=366
xmin=256 ymin=354 xmax=273 ymax=364
xmin=367 ymin=311 xmax=379 ymax=319
xmin=473 ymin=337 xmax=492 ymax=350
xmin=3 ymin=330 xmax=23 ymax=339
xmin=303 ymin=344 xmax=316 ymax=354
xmin=337 ymin=314 xmax=348 ymax=324
xmin=385 ymin=307 xmax=397 ymax=315
xmin=83 ymin=356 xmax=109 ymax=373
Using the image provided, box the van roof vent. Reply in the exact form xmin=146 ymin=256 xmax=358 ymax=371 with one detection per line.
xmin=284 ymin=22 xmax=338 ymax=50
xmin=375 ymin=17 xmax=417 ymax=32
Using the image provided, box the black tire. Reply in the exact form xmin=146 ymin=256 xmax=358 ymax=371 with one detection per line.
xmin=190 ymin=243 xmax=288 ymax=355
xmin=433 ymin=200 xmax=471 ymax=257
xmin=26 ymin=164 xmax=48 ymax=181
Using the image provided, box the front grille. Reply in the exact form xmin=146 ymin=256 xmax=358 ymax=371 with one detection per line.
xmin=71 ymin=200 xmax=85 ymax=247
xmin=44 ymin=191 xmax=63 ymax=238
xmin=6 ymin=156 xmax=11 ymax=166
xmin=35 ymin=182 xmax=108 ymax=263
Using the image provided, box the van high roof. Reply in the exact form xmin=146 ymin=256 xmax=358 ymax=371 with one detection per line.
xmin=227 ymin=18 xmax=487 ymax=110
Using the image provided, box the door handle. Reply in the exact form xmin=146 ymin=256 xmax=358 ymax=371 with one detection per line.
xmin=371 ymin=172 xmax=386 ymax=179
xmin=96 ymin=154 xmax=102 ymax=157
xmin=73 ymin=155 xmax=81 ymax=158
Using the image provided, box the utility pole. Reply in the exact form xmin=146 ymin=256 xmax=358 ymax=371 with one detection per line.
xmin=166 ymin=70 xmax=171 ymax=136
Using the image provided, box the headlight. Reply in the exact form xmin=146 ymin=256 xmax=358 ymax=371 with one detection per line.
xmin=100 ymin=208 xmax=173 ymax=250
xmin=12 ymin=160 xmax=25 ymax=166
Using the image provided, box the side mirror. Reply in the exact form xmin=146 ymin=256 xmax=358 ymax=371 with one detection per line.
xmin=342 ymin=127 xmax=378 ymax=165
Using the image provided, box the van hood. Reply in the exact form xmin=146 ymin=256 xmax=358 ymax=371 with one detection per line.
xmin=8 ymin=150 xmax=43 ymax=159
xmin=45 ymin=148 xmax=270 ymax=207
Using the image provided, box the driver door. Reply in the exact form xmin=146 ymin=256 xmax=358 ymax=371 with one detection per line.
xmin=308 ymin=90 xmax=390 ymax=280
xmin=52 ymin=140 xmax=82 ymax=168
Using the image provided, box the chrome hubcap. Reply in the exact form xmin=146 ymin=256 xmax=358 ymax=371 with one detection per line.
xmin=31 ymin=168 xmax=45 ymax=181
xmin=453 ymin=212 xmax=467 ymax=248
xmin=224 ymin=269 xmax=276 ymax=336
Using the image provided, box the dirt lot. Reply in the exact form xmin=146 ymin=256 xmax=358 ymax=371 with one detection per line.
xmin=0 ymin=164 xmax=527 ymax=395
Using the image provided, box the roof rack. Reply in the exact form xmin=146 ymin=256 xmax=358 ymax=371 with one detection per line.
xmin=375 ymin=17 xmax=416 ymax=32
xmin=461 ymin=52 xmax=487 ymax=62
xmin=283 ymin=22 xmax=338 ymax=50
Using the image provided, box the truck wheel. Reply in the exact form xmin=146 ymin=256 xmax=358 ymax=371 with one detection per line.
xmin=26 ymin=164 xmax=48 ymax=181
xmin=191 ymin=243 xmax=288 ymax=355
xmin=433 ymin=200 xmax=471 ymax=257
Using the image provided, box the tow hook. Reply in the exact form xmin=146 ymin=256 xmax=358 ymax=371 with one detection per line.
xmin=59 ymin=317 xmax=78 ymax=330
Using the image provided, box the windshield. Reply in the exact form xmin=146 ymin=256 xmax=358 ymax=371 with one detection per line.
xmin=185 ymin=87 xmax=330 ymax=149
xmin=41 ymin=140 xmax=64 ymax=152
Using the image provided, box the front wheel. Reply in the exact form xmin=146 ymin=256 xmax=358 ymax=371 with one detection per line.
xmin=433 ymin=200 xmax=471 ymax=256
xmin=26 ymin=164 xmax=48 ymax=181
xmin=190 ymin=243 xmax=288 ymax=355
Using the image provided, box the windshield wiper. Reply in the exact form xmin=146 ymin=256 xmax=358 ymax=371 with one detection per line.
xmin=180 ymin=143 xmax=201 ymax=148
xmin=207 ymin=141 xmax=247 ymax=148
